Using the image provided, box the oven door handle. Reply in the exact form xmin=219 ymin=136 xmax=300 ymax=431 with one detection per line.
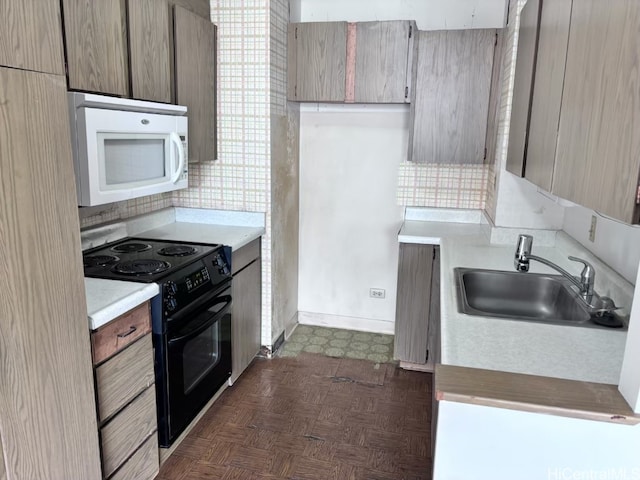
xmin=167 ymin=298 xmax=231 ymax=345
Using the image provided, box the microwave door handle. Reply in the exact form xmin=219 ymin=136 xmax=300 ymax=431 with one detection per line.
xmin=169 ymin=132 xmax=185 ymax=184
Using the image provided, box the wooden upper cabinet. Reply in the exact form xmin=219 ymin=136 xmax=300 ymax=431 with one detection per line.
xmin=554 ymin=0 xmax=640 ymax=223
xmin=525 ymin=0 xmax=572 ymax=192
xmin=62 ymin=0 xmax=129 ymax=96
xmin=288 ymin=22 xmax=347 ymax=102
xmin=128 ymin=0 xmax=172 ymax=103
xmin=0 ymin=0 xmax=65 ymax=74
xmin=505 ymin=0 xmax=541 ymax=177
xmin=288 ymin=21 xmax=416 ymax=103
xmin=174 ymin=5 xmax=217 ymax=162
xmin=408 ymin=29 xmax=496 ymax=164
xmin=354 ymin=21 xmax=416 ymax=103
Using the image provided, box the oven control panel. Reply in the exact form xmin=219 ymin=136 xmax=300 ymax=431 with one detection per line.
xmin=162 ymin=250 xmax=232 ymax=316
xmin=185 ymin=267 xmax=210 ymax=292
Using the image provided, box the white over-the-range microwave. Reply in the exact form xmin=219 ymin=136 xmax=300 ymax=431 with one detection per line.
xmin=68 ymin=93 xmax=189 ymax=207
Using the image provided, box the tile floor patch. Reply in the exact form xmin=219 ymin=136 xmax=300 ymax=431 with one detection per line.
xmin=279 ymin=326 xmax=395 ymax=364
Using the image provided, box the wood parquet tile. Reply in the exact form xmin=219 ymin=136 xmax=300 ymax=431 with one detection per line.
xmin=156 ymin=353 xmax=432 ymax=480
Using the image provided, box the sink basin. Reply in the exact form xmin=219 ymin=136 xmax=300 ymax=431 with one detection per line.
xmin=455 ymin=268 xmax=592 ymax=325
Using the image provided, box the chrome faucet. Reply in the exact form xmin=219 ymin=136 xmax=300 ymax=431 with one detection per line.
xmin=514 ymin=234 xmax=596 ymax=303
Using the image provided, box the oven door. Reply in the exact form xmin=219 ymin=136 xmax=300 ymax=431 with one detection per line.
xmin=164 ymin=288 xmax=231 ymax=444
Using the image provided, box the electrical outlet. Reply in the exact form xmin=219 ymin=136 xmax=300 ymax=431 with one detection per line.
xmin=589 ymin=215 xmax=597 ymax=242
xmin=370 ymin=288 xmax=385 ymax=299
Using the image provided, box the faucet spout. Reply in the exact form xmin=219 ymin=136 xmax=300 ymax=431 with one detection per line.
xmin=514 ymin=234 xmax=533 ymax=272
xmin=513 ymin=234 xmax=596 ymax=303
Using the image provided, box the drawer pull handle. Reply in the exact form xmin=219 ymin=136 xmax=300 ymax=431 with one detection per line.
xmin=117 ymin=326 xmax=137 ymax=338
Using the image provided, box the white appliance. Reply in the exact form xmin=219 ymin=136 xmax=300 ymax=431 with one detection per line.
xmin=68 ymin=93 xmax=188 ymax=207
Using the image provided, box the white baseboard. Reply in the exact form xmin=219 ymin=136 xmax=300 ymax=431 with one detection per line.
xmin=297 ymin=311 xmax=394 ymax=335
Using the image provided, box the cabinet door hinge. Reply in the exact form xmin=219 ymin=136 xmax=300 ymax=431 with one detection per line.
xmin=294 ymin=85 xmax=297 ymax=98
xmin=295 ymin=27 xmax=298 ymax=40
xmin=409 ymin=25 xmax=412 ymax=38
xmin=405 ymin=86 xmax=409 ymax=98
xmin=426 ymin=349 xmax=429 ymax=362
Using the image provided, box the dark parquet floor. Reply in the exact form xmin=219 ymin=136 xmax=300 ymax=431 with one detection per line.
xmin=156 ymin=353 xmax=433 ymax=480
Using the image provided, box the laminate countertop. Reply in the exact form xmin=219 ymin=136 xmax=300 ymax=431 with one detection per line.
xmin=398 ymin=220 xmax=632 ymax=384
xmin=137 ymin=222 xmax=264 ymax=251
xmin=85 ymin=278 xmax=159 ymax=330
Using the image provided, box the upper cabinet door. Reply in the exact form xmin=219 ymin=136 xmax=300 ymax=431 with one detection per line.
xmin=524 ymin=0 xmax=572 ymax=192
xmin=62 ymin=0 xmax=129 ymax=96
xmin=554 ymin=0 xmax=640 ymax=223
xmin=505 ymin=0 xmax=541 ymax=177
xmin=0 ymin=0 xmax=65 ymax=74
xmin=354 ymin=21 xmax=416 ymax=103
xmin=288 ymin=22 xmax=347 ymax=102
xmin=409 ymin=29 xmax=496 ymax=164
xmin=128 ymin=0 xmax=172 ymax=103
xmin=174 ymin=6 xmax=217 ymax=162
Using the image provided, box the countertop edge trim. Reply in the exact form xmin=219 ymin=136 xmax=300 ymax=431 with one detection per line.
xmin=435 ymin=364 xmax=640 ymax=426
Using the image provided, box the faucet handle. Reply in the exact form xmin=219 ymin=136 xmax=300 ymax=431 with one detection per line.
xmin=568 ymin=256 xmax=595 ymax=291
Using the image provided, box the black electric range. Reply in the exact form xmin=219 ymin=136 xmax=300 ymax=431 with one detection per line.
xmin=83 ymin=237 xmax=233 ymax=447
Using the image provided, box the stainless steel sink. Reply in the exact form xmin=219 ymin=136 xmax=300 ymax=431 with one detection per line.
xmin=455 ymin=268 xmax=593 ymax=325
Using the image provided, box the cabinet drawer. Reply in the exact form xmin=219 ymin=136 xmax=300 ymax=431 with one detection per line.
xmin=96 ymin=335 xmax=154 ymax=422
xmin=232 ymin=238 xmax=260 ymax=274
xmin=101 ymin=387 xmax=157 ymax=478
xmin=109 ymin=434 xmax=159 ymax=480
xmin=92 ymin=302 xmax=151 ymax=364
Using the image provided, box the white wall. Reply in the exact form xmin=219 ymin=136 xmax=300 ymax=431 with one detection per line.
xmin=301 ymin=0 xmax=508 ymax=29
xmin=563 ymin=205 xmax=640 ymax=285
xmin=298 ymin=1 xmax=508 ymax=330
xmin=298 ymin=106 xmax=405 ymax=330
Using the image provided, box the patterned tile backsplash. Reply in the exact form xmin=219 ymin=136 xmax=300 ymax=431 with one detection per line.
xmin=397 ymin=163 xmax=490 ymax=209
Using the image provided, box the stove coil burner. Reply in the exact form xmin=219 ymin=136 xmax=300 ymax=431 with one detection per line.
xmin=113 ymin=259 xmax=171 ymax=276
xmin=158 ymin=245 xmax=198 ymax=257
xmin=84 ymin=255 xmax=119 ymax=268
xmin=111 ymin=242 xmax=152 ymax=253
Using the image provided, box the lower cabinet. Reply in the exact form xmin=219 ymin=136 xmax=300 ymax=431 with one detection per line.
xmin=90 ymin=301 xmax=159 ymax=480
xmin=394 ymin=244 xmax=440 ymax=369
xmin=230 ymin=238 xmax=262 ymax=384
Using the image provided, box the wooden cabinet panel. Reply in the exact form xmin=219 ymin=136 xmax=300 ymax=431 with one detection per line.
xmin=354 ymin=21 xmax=415 ymax=103
xmin=289 ymin=22 xmax=347 ymax=102
xmin=506 ymin=0 xmax=541 ymax=177
xmin=101 ymin=387 xmax=157 ymax=478
xmin=525 ymin=0 xmax=572 ymax=191
xmin=484 ymin=30 xmax=506 ymax=167
xmin=231 ymin=238 xmax=261 ymax=275
xmin=91 ymin=302 xmax=151 ymax=365
xmin=109 ymin=434 xmax=159 ymax=480
xmin=0 ymin=68 xmax=101 ymax=479
xmin=62 ymin=0 xmax=129 ymax=96
xmin=169 ymin=0 xmax=209 ymax=20
xmin=231 ymin=241 xmax=262 ymax=384
xmin=95 ymin=335 xmax=155 ymax=423
xmin=174 ymin=5 xmax=217 ymax=162
xmin=409 ymin=29 xmax=496 ymax=164
xmin=0 ymin=0 xmax=65 ymax=74
xmin=554 ymin=0 xmax=640 ymax=223
xmin=394 ymin=244 xmax=434 ymax=364
xmin=128 ymin=0 xmax=172 ymax=103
